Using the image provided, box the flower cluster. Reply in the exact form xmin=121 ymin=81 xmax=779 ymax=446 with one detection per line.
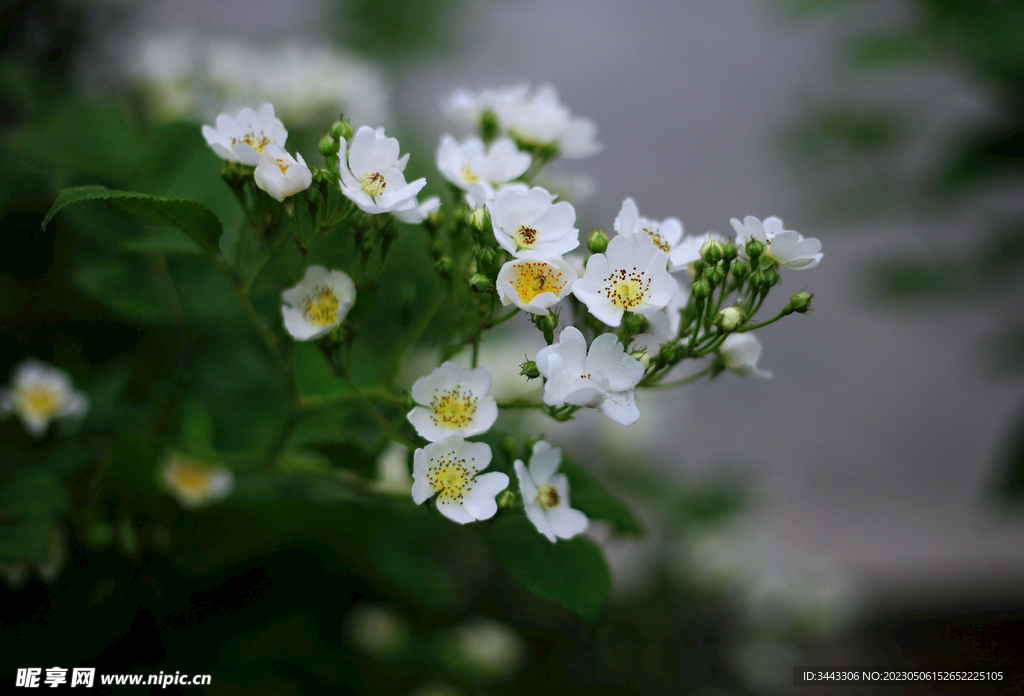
xmin=0 ymin=359 xmax=88 ymax=438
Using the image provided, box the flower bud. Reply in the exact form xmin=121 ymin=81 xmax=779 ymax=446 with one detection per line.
xmin=630 ymin=350 xmax=651 ymax=370
xmin=717 ymin=306 xmax=742 ymax=332
xmin=731 ymin=260 xmax=749 ymax=278
xmin=319 ymin=134 xmax=339 ymax=157
xmin=789 ymin=291 xmax=813 ymax=313
xmin=748 ymin=270 xmax=764 ymax=287
xmin=745 ymin=238 xmax=765 ymax=260
xmin=331 ymin=119 xmax=353 ymax=141
xmin=693 ymin=259 xmax=708 ymax=275
xmin=701 ymin=239 xmax=724 ymax=264
xmin=519 ymin=360 xmax=540 ymax=380
xmin=475 ymin=246 xmax=498 ymax=271
xmin=469 ymin=207 xmax=487 ymax=231
xmin=435 ymin=256 xmax=453 ymax=280
xmin=722 ymin=239 xmax=738 ymax=261
xmin=468 ymin=274 xmax=494 ymax=293
xmin=692 ymin=278 xmax=712 ymax=299
xmin=708 ymin=267 xmax=726 ymax=286
xmin=623 ymin=313 xmax=650 ymax=336
xmin=480 ymin=109 xmax=499 ymax=142
xmin=402 ymin=392 xmax=417 ymax=411
xmin=762 ymin=268 xmax=780 ymax=287
xmin=497 ymin=490 xmax=517 ymax=509
xmin=312 ymin=168 xmax=334 ymax=185
xmin=658 ymin=343 xmax=680 ymax=365
xmin=587 ymin=228 xmax=609 ymax=254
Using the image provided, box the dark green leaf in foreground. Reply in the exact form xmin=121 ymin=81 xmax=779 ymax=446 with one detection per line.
xmin=42 ymin=185 xmax=223 ymax=256
xmin=488 ymin=513 xmax=610 ymax=624
xmin=0 ymin=468 xmax=68 ymax=563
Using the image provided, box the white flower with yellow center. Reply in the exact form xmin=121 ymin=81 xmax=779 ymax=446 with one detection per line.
xmin=535 ymin=326 xmax=645 ymax=425
xmin=571 ymin=235 xmax=676 ymax=327
xmin=731 ymin=216 xmax=823 ymax=270
xmin=201 ymin=103 xmax=287 ymax=166
xmin=407 ymin=362 xmax=498 ymax=442
xmin=633 ymin=278 xmax=691 ymax=348
xmin=614 ymin=198 xmax=687 ymax=267
xmin=495 ymin=253 xmax=577 ymax=316
xmin=495 ymin=83 xmax=601 ymax=160
xmin=281 ymin=265 xmax=356 ymax=341
xmin=161 ymin=453 xmax=234 ymax=509
xmin=1 ymin=359 xmax=88 ymax=438
xmin=339 ymin=126 xmax=428 ymax=216
xmin=412 ymin=435 xmax=508 ymax=524
xmin=436 ymin=134 xmax=531 ymax=203
xmin=488 ymin=186 xmax=579 ymax=258
xmin=513 ymin=441 xmax=589 ymax=543
xmin=253 ymin=145 xmax=312 ymax=202
xmin=720 ymin=333 xmax=773 ymax=379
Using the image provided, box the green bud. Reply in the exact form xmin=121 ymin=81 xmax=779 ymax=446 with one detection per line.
xmin=587 ymin=228 xmax=609 ymax=254
xmin=468 ymin=273 xmax=494 ymax=293
xmin=748 ymin=270 xmax=764 ymax=287
xmin=497 ymin=490 xmax=517 ymax=509
xmin=402 ymin=392 xmax=417 ymax=410
xmin=789 ymin=291 xmax=813 ymax=313
xmin=745 ymin=238 xmax=765 ymax=260
xmin=476 ymin=246 xmax=498 ymax=271
xmin=692 ymin=278 xmax=712 ymax=299
xmin=623 ymin=313 xmax=650 ymax=336
xmin=701 ymin=239 xmax=724 ymax=264
xmin=658 ymin=343 xmax=680 ymax=365
xmin=330 ymin=119 xmax=353 ymax=141
xmin=435 ymin=256 xmax=453 ymax=280
xmin=469 ymin=207 xmax=487 ymax=231
xmin=312 ymin=168 xmax=334 ymax=185
xmin=519 ymin=360 xmax=541 ymax=380
xmin=722 ymin=239 xmax=738 ymax=261
xmin=708 ymin=267 xmax=726 ymax=286
xmin=717 ymin=306 xmax=742 ymax=332
xmin=429 ymin=239 xmax=446 ymax=259
xmin=533 ymin=311 xmax=559 ymax=344
xmin=480 ymin=109 xmax=499 ymax=142
xmin=693 ymin=259 xmax=708 ymax=275
xmin=630 ymin=350 xmax=651 ymax=370
xmin=731 ymin=260 xmax=749 ymax=278
xmin=762 ymin=268 xmax=780 ymax=287
xmin=319 ymin=134 xmax=338 ymax=157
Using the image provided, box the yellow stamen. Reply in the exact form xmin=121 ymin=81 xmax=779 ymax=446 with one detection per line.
xmin=427 ymin=452 xmax=475 ymax=503
xmin=302 ymin=286 xmax=340 ymax=327
xmin=537 ymin=483 xmax=560 ymax=509
xmin=275 ymin=158 xmax=290 ymax=175
xmin=231 ymin=132 xmax=271 ymax=153
xmin=429 ymin=389 xmax=478 ymax=428
xmin=169 ymin=462 xmax=213 ymax=494
xmin=511 ymin=261 xmax=566 ymax=304
xmin=642 ymin=227 xmax=671 ymax=253
xmin=18 ymin=386 xmax=62 ymax=420
xmin=360 ymin=171 xmax=387 ymax=197
xmin=600 ymin=267 xmax=651 ymax=310
xmin=513 ymin=225 xmax=539 ymax=250
xmin=461 ymin=164 xmax=478 ymax=183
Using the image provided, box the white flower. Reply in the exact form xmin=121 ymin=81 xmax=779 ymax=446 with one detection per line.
xmin=339 ymin=126 xmax=427 ymax=215
xmin=281 ymin=266 xmax=356 ymax=341
xmin=513 ymin=441 xmax=589 ymax=543
xmin=412 ymin=435 xmax=508 ymax=524
xmin=436 ymin=135 xmax=531 ymax=200
xmin=372 ymin=442 xmax=413 ymax=496
xmin=252 ymin=145 xmax=312 ymax=202
xmin=495 ymin=254 xmax=577 ymax=315
xmin=161 ymin=453 xmax=234 ymax=509
xmin=633 ymin=278 xmax=690 ymax=348
xmin=535 ymin=326 xmax=645 ymax=425
xmin=393 ymin=196 xmax=441 ymax=224
xmin=488 ymin=186 xmax=578 ymax=258
xmin=731 ymin=216 xmax=822 ymax=270
xmin=614 ymin=198 xmax=686 ymax=267
xmin=201 ymin=103 xmax=287 ymax=166
xmin=408 ymin=362 xmax=499 ymax=442
xmin=442 ymin=84 xmax=529 ymax=130
xmin=1 ymin=359 xmax=88 ymax=438
xmin=495 ymin=84 xmax=601 ymax=159
xmin=719 ymin=333 xmax=773 ymax=379
xmin=466 ymin=181 xmax=529 ymax=209
xmin=571 ymin=235 xmax=676 ymax=327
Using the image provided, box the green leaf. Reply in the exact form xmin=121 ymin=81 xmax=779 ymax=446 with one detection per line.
xmin=42 ymin=185 xmax=223 ymax=256
xmin=488 ymin=513 xmax=610 ymax=624
xmin=0 ymin=468 xmax=68 ymax=563
xmin=562 ymin=460 xmax=644 ymax=535
xmin=121 ymin=227 xmax=205 ymax=254
xmin=72 ymin=257 xmax=166 ymax=323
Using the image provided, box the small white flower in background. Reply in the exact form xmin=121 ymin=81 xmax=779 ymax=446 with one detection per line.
xmin=572 ymin=235 xmax=676 ymax=327
xmin=201 ymin=103 xmax=287 ymax=166
xmin=281 ymin=266 xmax=356 ymax=341
xmin=411 ymin=435 xmax=508 ymax=524
xmin=0 ymin=359 xmax=88 ymax=438
xmin=535 ymin=326 xmax=645 ymax=425
xmin=442 ymin=84 xmax=529 ymax=131
xmin=466 ymin=180 xmax=529 ymax=209
xmin=731 ymin=215 xmax=822 ymax=270
xmin=495 ymin=254 xmax=577 ymax=315
xmin=719 ymin=333 xmax=773 ymax=379
xmin=343 ymin=603 xmax=410 ymax=661
xmin=488 ymin=186 xmax=579 ymax=258
xmin=372 ymin=442 xmax=413 ymax=496
xmin=514 ymin=441 xmax=589 ymax=543
xmin=614 ymin=198 xmax=685 ymax=266
xmin=494 ymin=83 xmax=601 ymax=159
xmin=161 ymin=453 xmax=234 ymax=509
xmin=407 ymin=362 xmax=498 ymax=442
xmin=252 ymin=145 xmax=312 ymax=202
xmin=436 ymin=135 xmax=531 ymax=201
xmin=338 ymin=126 xmax=427 ymax=216
xmin=393 ymin=196 xmax=441 ymax=224
xmin=633 ymin=278 xmax=690 ymax=348
xmin=532 ymin=171 xmax=596 ymax=205
xmin=440 ymin=616 xmax=527 ymax=682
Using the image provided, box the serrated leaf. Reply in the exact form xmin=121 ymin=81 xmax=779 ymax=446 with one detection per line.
xmin=42 ymin=185 xmax=223 ymax=256
xmin=121 ymin=227 xmax=205 ymax=254
xmin=561 ymin=460 xmax=644 ymax=535
xmin=488 ymin=513 xmax=610 ymax=624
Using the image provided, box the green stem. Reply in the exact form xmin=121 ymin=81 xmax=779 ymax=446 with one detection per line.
xmin=299 ymin=387 xmax=404 ymax=411
xmin=495 ymin=399 xmax=546 ymax=411
xmin=483 ymin=307 xmax=520 ymax=329
xmin=739 ymin=310 xmax=787 ymax=333
xmin=642 ymin=365 xmax=713 ymax=390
